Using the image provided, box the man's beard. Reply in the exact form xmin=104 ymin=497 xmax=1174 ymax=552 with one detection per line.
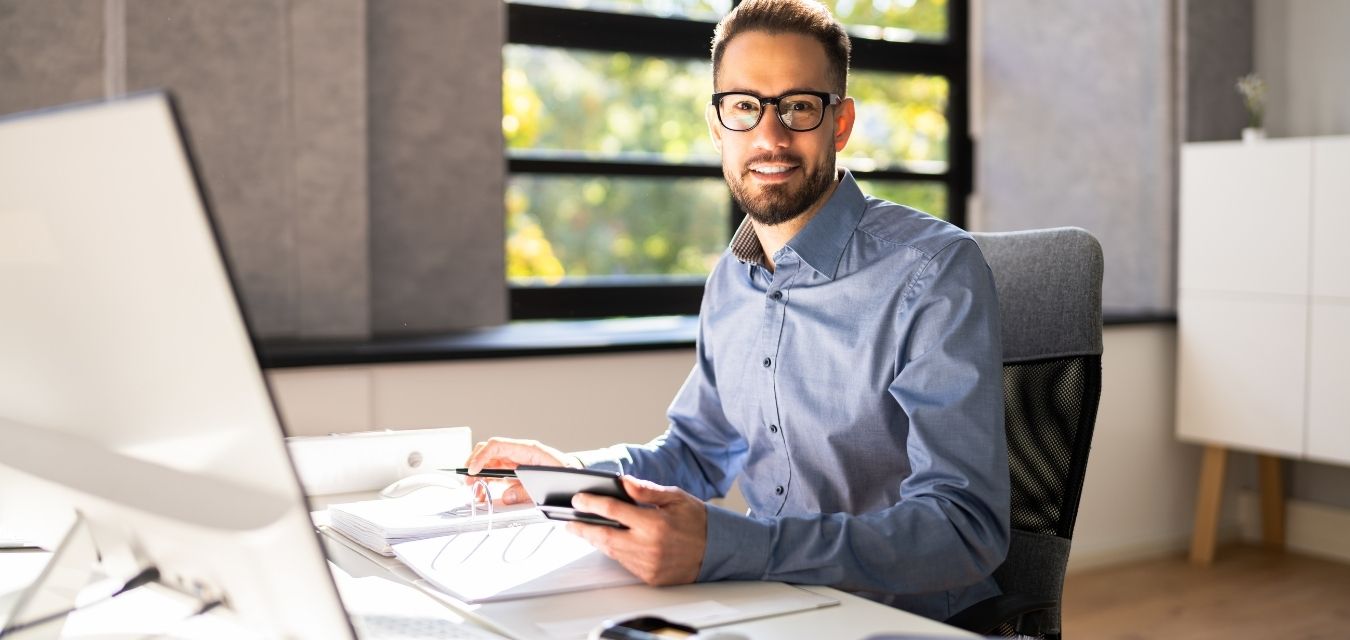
xmin=726 ymin=152 xmax=836 ymax=227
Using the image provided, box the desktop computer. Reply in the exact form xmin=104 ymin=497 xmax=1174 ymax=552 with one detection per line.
xmin=0 ymin=94 xmax=495 ymax=639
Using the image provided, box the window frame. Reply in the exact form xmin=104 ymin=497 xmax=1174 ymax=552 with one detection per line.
xmin=506 ymin=1 xmax=972 ymax=320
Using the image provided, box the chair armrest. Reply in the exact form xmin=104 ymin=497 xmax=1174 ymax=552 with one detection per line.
xmin=943 ymin=592 xmax=1056 ymax=635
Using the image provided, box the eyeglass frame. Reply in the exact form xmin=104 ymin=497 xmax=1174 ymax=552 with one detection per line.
xmin=710 ymin=90 xmax=844 ymax=133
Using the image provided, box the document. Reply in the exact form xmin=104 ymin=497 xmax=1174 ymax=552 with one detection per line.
xmin=391 ymin=522 xmax=641 ymax=603
xmin=328 ymin=492 xmax=545 ymax=556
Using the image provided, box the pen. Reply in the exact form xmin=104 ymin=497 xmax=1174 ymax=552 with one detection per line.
xmin=448 ymin=468 xmax=518 ymax=478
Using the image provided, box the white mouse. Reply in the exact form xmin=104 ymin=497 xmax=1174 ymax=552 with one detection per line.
xmin=378 ymin=472 xmax=465 ymax=499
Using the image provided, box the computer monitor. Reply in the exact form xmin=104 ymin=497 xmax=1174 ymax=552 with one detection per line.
xmin=0 ymin=93 xmax=353 ymax=637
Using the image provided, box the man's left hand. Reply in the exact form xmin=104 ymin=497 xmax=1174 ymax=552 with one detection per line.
xmin=566 ymin=476 xmax=706 ymax=586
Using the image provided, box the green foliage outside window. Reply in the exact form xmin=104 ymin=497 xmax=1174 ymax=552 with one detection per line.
xmin=512 ymin=0 xmax=948 ymax=40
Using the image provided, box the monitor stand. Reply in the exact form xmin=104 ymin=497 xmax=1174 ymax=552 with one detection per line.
xmin=2 ymin=514 xmax=101 ymax=639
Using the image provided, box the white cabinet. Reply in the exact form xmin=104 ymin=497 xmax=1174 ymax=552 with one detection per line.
xmin=1308 ymin=138 xmax=1350 ymax=464
xmin=1178 ymin=136 xmax=1350 ymax=564
xmin=1178 ymin=136 xmax=1350 ymax=464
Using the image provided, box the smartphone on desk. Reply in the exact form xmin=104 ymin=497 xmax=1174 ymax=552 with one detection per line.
xmin=514 ymin=465 xmax=635 ymax=529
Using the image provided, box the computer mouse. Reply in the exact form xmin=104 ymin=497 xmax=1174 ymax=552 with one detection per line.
xmin=378 ymin=472 xmax=465 ymax=499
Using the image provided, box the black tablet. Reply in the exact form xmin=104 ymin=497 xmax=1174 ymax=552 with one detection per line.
xmin=514 ymin=465 xmax=635 ymax=529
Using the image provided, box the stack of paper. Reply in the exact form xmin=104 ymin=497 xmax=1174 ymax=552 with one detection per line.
xmin=328 ymin=492 xmax=546 ymax=556
xmin=392 ymin=522 xmax=641 ymax=603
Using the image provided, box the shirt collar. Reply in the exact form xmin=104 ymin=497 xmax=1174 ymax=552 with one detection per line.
xmin=728 ymin=169 xmax=866 ymax=281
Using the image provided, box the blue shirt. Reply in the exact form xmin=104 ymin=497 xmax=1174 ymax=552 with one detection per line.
xmin=577 ymin=170 xmax=1009 ymax=621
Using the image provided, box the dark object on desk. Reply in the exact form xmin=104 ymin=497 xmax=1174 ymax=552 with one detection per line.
xmin=515 ymin=465 xmax=635 ymax=529
xmin=943 ymin=228 xmax=1104 ymax=640
xmin=593 ymin=615 xmax=698 ymax=639
xmin=450 ymin=468 xmax=518 ymax=478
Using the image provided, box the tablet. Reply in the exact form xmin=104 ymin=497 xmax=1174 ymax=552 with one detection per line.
xmin=514 ymin=465 xmax=635 ymax=529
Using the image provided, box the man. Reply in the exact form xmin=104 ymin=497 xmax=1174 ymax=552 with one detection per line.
xmin=467 ymin=0 xmax=1008 ymax=621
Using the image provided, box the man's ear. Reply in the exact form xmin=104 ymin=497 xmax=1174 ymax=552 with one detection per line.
xmin=705 ymin=103 xmax=723 ymax=153
xmin=833 ymin=96 xmax=856 ymax=152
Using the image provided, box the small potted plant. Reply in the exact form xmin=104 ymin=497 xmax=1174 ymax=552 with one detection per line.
xmin=1236 ymin=73 xmax=1266 ymax=143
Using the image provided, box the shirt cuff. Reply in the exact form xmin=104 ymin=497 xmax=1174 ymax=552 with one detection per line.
xmin=698 ymin=503 xmax=773 ymax=582
xmin=570 ymin=445 xmax=629 ymax=474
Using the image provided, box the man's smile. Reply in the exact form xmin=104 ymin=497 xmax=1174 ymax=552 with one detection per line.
xmin=747 ymin=162 xmax=801 ymax=183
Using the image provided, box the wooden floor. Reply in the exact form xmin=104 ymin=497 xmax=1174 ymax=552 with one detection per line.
xmin=1061 ymin=545 xmax=1350 ymax=639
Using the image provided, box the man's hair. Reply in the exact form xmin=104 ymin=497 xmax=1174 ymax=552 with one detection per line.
xmin=711 ymin=0 xmax=851 ymax=94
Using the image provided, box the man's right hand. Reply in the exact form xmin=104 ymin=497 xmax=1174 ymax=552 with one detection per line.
xmin=464 ymin=437 xmax=582 ymax=505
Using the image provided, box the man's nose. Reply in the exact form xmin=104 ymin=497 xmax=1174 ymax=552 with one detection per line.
xmin=750 ymin=105 xmax=792 ymax=150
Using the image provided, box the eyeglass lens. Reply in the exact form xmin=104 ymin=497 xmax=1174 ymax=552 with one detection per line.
xmin=717 ymin=93 xmax=829 ymax=132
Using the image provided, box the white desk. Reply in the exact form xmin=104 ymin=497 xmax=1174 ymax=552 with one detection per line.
xmin=317 ymin=513 xmax=975 ymax=640
xmin=0 ymin=518 xmax=976 ymax=640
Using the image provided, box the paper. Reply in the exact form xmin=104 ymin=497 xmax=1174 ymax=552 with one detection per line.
xmin=328 ymin=492 xmax=545 ymax=556
xmin=392 ymin=522 xmax=641 ymax=603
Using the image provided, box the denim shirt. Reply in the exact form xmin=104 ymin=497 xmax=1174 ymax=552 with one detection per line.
xmin=577 ymin=170 xmax=1009 ymax=621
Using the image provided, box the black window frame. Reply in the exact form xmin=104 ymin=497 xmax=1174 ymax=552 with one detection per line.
xmin=506 ymin=1 xmax=972 ymax=320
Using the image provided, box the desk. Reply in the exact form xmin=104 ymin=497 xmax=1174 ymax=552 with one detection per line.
xmin=310 ymin=488 xmax=977 ymax=634
xmin=0 ymin=520 xmax=976 ymax=640
xmin=318 ymin=513 xmax=975 ymax=640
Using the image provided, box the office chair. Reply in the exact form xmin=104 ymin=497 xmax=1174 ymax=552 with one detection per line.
xmin=944 ymin=228 xmax=1104 ymax=639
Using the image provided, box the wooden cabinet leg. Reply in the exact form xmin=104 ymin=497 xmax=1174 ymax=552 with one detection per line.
xmin=1190 ymin=445 xmax=1228 ymax=565
xmin=1258 ymin=454 xmax=1285 ymax=550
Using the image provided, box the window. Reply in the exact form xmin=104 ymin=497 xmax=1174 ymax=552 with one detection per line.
xmin=505 ymin=0 xmax=970 ymax=319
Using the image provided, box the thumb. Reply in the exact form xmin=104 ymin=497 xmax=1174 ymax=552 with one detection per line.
xmin=621 ymin=475 xmax=680 ymax=506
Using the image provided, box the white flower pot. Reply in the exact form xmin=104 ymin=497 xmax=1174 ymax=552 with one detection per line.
xmin=1243 ymin=127 xmax=1266 ymax=143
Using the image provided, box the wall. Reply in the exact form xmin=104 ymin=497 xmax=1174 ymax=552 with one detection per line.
xmin=1255 ymin=0 xmax=1350 ymax=137
xmin=1180 ymin=0 xmax=1254 ymax=142
xmin=973 ymin=0 xmax=1175 ymax=313
xmin=0 ymin=0 xmax=507 ymax=339
xmin=268 ymin=325 xmax=1238 ymax=569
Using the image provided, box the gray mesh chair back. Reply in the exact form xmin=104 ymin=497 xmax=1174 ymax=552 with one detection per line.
xmin=947 ymin=228 xmax=1103 ymax=639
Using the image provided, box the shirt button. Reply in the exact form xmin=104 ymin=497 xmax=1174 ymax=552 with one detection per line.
xmin=775 ymin=485 xmax=785 ymax=496
xmin=762 ymin=357 xmax=772 ymax=368
xmin=770 ymin=290 xmax=783 ymax=300
xmin=769 ymin=424 xmax=778 ymax=434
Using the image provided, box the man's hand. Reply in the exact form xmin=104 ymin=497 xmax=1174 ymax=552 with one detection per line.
xmin=464 ymin=437 xmax=580 ymax=505
xmin=566 ymin=476 xmax=707 ymax=586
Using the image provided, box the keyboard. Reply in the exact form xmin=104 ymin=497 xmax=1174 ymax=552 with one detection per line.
xmin=353 ymin=613 xmax=507 ymax=640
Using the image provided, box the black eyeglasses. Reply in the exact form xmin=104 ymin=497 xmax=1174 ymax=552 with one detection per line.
xmin=711 ymin=90 xmax=843 ymax=132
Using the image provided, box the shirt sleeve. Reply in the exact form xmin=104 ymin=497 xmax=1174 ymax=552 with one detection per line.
xmin=697 ymin=237 xmax=1010 ymax=596
xmin=573 ymin=262 xmax=750 ymax=501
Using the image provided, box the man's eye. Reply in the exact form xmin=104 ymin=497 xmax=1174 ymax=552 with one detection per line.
xmin=733 ymin=101 xmax=758 ymax=111
xmin=785 ymin=101 xmax=814 ymax=112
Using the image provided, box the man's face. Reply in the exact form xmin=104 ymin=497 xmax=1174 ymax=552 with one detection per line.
xmin=708 ymin=31 xmax=855 ymax=227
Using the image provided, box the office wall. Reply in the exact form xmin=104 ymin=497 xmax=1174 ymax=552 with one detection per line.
xmin=268 ymin=325 xmax=1238 ymax=568
xmin=1180 ymin=0 xmax=1254 ymax=142
xmin=973 ymin=0 xmax=1175 ymax=313
xmin=0 ymin=0 xmax=507 ymax=339
xmin=1255 ymin=0 xmax=1350 ymax=137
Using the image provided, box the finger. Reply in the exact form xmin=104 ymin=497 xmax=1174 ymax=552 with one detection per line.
xmin=465 ymin=438 xmax=531 ymax=473
xmin=499 ymin=481 xmax=528 ymax=505
xmin=619 ymin=475 xmax=682 ymax=506
xmin=467 ymin=437 xmax=564 ymax=473
xmin=566 ymin=519 xmax=619 ymax=550
xmin=572 ymin=493 xmax=647 ymax=526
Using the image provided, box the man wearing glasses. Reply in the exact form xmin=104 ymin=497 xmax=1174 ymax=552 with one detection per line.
xmin=468 ymin=0 xmax=1007 ymax=621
